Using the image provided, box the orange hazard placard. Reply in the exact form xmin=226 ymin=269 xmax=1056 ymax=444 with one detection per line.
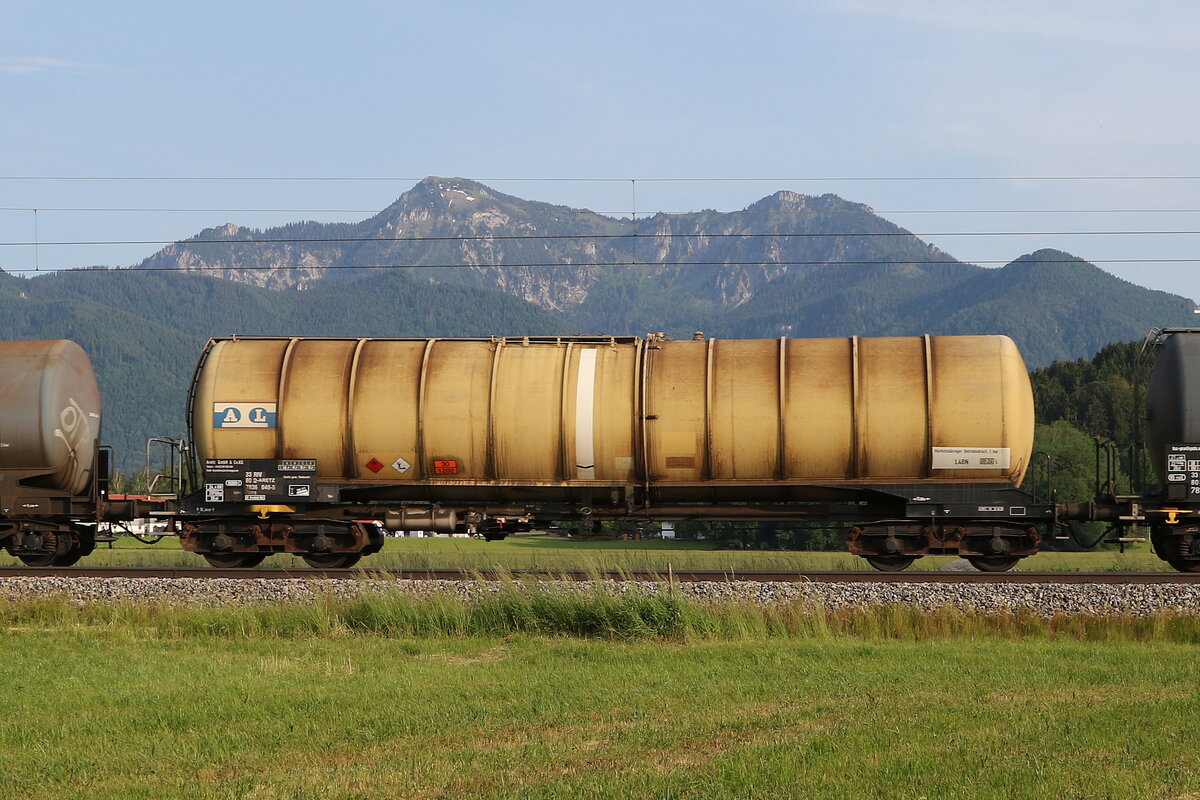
xmin=434 ymin=459 xmax=459 ymax=475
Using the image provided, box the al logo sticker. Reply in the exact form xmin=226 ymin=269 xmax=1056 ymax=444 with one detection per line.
xmin=213 ymin=402 xmax=277 ymax=429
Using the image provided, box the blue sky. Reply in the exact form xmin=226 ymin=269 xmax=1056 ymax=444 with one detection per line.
xmin=2 ymin=0 xmax=1198 ymax=298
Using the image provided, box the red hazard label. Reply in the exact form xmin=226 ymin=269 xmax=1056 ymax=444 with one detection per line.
xmin=365 ymin=458 xmax=384 ymax=473
xmin=434 ymin=459 xmax=459 ymax=475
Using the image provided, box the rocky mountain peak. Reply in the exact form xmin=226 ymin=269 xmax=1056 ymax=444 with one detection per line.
xmin=375 ymin=176 xmax=498 ymax=218
xmin=743 ymin=191 xmax=874 ymax=215
xmin=135 ymin=178 xmax=953 ymax=304
xmin=187 ymin=221 xmax=244 ymax=241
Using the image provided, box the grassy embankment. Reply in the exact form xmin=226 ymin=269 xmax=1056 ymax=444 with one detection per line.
xmin=3 ymin=585 xmax=1200 ymax=799
xmin=2 ymin=533 xmax=1173 ymax=572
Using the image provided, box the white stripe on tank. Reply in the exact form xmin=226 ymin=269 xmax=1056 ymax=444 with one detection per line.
xmin=574 ymin=349 xmax=597 ymax=480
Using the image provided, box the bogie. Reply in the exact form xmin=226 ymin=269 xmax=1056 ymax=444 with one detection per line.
xmin=7 ymin=528 xmax=95 ymax=567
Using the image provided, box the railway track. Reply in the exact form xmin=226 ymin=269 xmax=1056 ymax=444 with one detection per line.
xmin=1 ymin=566 xmax=1199 ymax=583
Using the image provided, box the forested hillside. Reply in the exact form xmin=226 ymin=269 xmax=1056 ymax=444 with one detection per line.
xmin=722 ymin=251 xmax=1193 ymax=366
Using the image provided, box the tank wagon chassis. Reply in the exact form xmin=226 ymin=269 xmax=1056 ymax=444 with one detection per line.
xmin=0 ymin=470 xmax=101 ymax=566
xmin=843 ymin=484 xmax=1050 ymax=572
xmin=165 ymin=463 xmax=1055 ymax=572
xmin=0 ymin=451 xmax=146 ymax=567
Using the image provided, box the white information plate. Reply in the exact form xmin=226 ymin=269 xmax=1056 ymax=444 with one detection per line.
xmin=931 ymin=447 xmax=1011 ymax=470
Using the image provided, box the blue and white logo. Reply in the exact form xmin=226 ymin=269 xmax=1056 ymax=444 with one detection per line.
xmin=213 ymin=402 xmax=277 ymax=429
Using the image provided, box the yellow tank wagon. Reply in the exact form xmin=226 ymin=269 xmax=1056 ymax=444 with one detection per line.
xmin=178 ymin=333 xmax=1047 ymax=570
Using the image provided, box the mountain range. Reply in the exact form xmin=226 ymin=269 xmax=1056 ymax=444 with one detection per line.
xmin=139 ymin=176 xmax=1197 ymax=360
xmin=2 ymin=176 xmax=1196 ymax=469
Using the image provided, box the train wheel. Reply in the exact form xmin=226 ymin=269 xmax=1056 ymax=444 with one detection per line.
xmin=302 ymin=553 xmax=362 ymax=569
xmin=1164 ymin=534 xmax=1200 ymax=572
xmin=16 ymin=531 xmax=74 ymax=566
xmin=1150 ymin=526 xmax=1194 ymax=571
xmin=54 ymin=528 xmax=96 ymax=567
xmin=202 ymin=553 xmax=267 ymax=568
xmin=864 ymin=555 xmax=915 ymax=572
xmin=50 ymin=547 xmax=85 ymax=568
xmin=17 ymin=551 xmax=60 ymax=567
xmin=966 ymin=555 xmax=1021 ymax=572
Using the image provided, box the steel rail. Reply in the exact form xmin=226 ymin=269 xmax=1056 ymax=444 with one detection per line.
xmin=1 ymin=566 xmax=1199 ymax=583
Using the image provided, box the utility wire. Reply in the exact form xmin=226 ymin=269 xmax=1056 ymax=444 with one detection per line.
xmin=4 ymin=230 xmax=1200 ymax=248
xmin=0 ymin=207 xmax=383 ymax=213
xmin=8 ymin=256 xmax=1193 ymax=275
xmin=4 ymin=207 xmax=1200 ymax=214
xmin=4 ymin=175 xmax=1200 ymax=182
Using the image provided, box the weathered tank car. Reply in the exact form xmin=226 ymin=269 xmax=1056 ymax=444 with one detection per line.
xmin=172 ymin=334 xmax=1054 ymax=570
xmin=0 ymin=340 xmax=134 ymax=565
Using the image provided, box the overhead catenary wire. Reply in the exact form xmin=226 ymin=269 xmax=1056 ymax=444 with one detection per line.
xmin=4 ymin=230 xmax=1200 ymax=248
xmin=0 ymin=207 xmax=385 ymax=213
xmin=5 ymin=256 xmax=1194 ymax=276
xmin=4 ymin=207 xmax=1200 ymax=215
xmin=4 ymin=175 xmax=1200 ymax=182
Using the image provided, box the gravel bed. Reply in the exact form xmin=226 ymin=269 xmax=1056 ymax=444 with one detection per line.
xmin=2 ymin=576 xmax=1200 ymax=616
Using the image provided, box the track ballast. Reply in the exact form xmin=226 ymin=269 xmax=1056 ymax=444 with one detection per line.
xmin=1 ymin=566 xmax=1198 ymax=583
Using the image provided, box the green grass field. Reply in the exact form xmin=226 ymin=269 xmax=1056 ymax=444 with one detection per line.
xmin=2 ymin=589 xmax=1200 ymax=799
xmin=8 ymin=532 xmax=1173 ymax=573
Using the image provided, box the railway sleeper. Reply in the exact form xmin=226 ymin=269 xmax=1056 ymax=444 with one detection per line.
xmin=847 ymin=523 xmax=1042 ymax=572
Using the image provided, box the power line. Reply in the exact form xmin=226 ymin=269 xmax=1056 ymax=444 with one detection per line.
xmin=3 ymin=206 xmax=1200 ymax=215
xmin=0 ymin=207 xmax=381 ymax=213
xmin=4 ymin=260 xmax=1195 ymax=278
xmin=4 ymin=175 xmax=1200 ymax=182
xmin=880 ymin=209 xmax=1200 ymax=215
xmin=3 ymin=230 xmax=1200 ymax=248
